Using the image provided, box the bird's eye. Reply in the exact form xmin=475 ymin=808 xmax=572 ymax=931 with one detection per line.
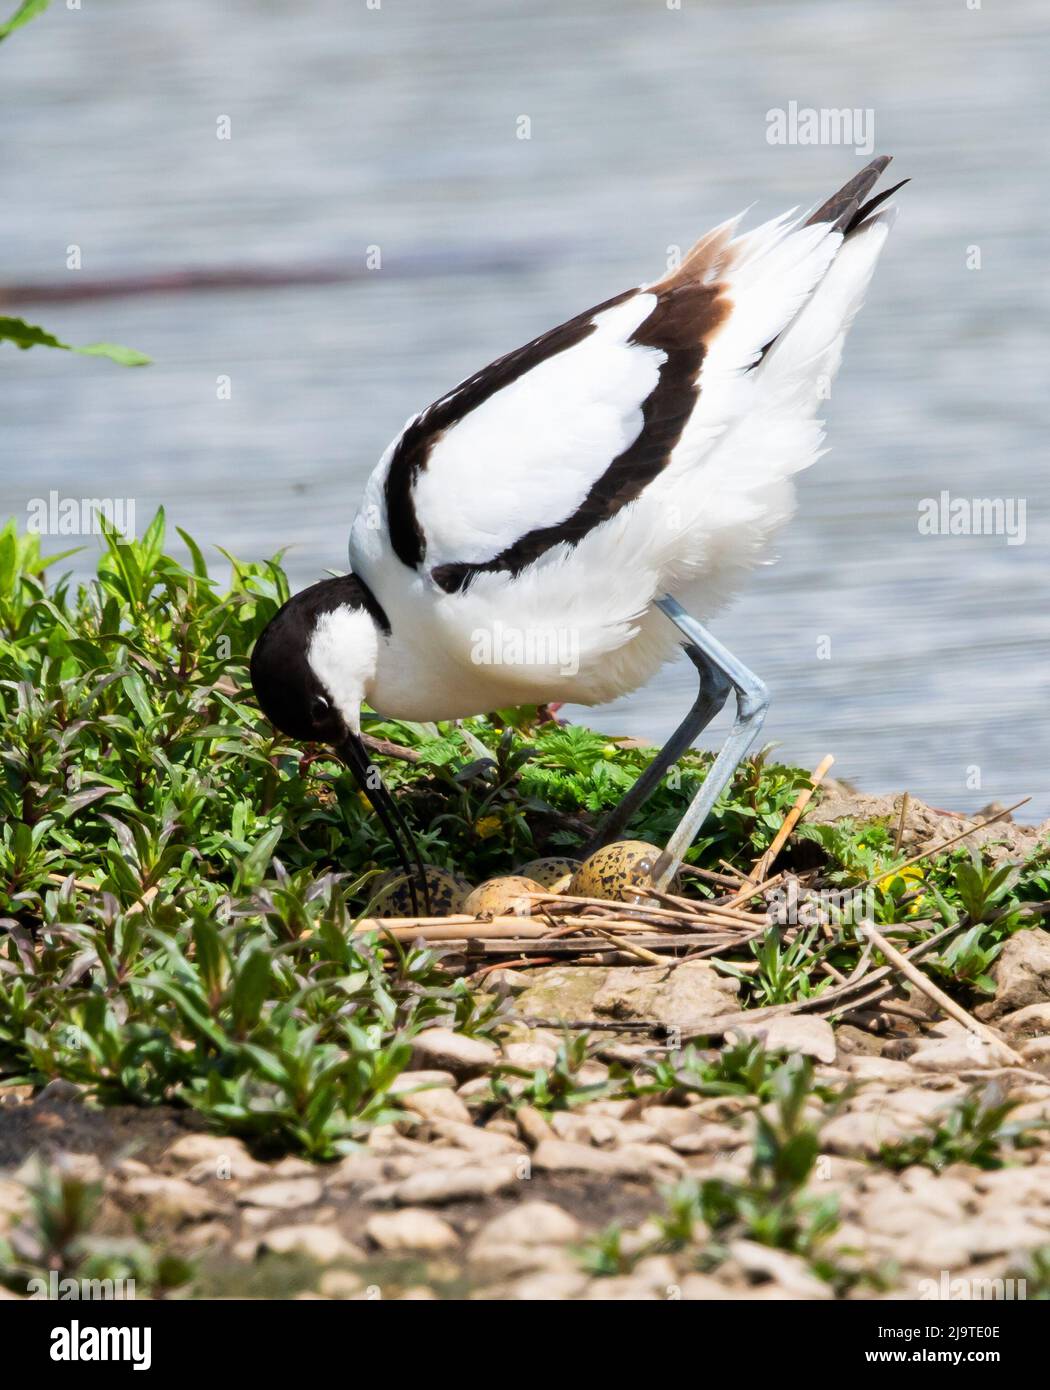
xmin=310 ymin=694 xmax=330 ymax=723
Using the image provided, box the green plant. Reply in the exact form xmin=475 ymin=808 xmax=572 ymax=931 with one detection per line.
xmin=484 ymin=1032 xmax=609 ymax=1113
xmin=716 ymin=926 xmax=833 ymax=1007
xmin=696 ymin=1055 xmax=839 ymax=1259
xmin=879 ymin=1085 xmax=1043 ymax=1172
xmin=632 ymin=1037 xmax=783 ymax=1103
xmin=0 ymin=1162 xmax=192 ymax=1298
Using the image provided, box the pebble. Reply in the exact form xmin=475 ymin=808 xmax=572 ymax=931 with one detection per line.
xmin=258 ymin=1225 xmax=364 ymax=1264
xmin=122 ymin=1175 xmax=222 ymax=1223
xmin=410 ymin=1029 xmax=500 ymax=1078
xmin=238 ymin=1178 xmax=323 ymax=1211
xmin=378 ymin=1158 xmax=523 ymax=1206
xmin=366 ymin=1208 xmax=460 ymax=1253
xmin=398 ymin=1087 xmax=473 ymax=1126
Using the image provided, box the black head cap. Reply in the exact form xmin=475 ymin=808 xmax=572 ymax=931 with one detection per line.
xmin=249 ymin=573 xmax=390 ymax=744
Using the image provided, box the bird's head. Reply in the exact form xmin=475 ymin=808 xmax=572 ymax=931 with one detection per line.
xmin=250 ymin=573 xmax=430 ymax=912
xmin=250 ymin=573 xmax=386 ymax=746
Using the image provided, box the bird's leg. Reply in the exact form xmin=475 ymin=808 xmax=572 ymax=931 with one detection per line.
xmin=649 ymin=595 xmax=770 ymax=890
xmin=582 ymin=630 xmax=732 ymax=858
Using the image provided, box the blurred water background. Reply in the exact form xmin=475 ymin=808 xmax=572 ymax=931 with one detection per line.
xmin=4 ymin=0 xmax=1048 ymax=818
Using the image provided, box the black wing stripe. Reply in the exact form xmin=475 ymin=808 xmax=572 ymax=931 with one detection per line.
xmin=430 ymin=280 xmax=728 ymax=595
xmin=384 ymin=288 xmax=637 ymax=570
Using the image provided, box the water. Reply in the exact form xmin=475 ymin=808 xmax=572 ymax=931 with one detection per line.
xmin=4 ymin=0 xmax=1048 ymax=819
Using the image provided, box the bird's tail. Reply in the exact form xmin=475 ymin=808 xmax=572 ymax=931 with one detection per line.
xmin=641 ymin=159 xmax=903 ymax=605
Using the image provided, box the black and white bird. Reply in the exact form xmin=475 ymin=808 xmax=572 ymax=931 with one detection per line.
xmin=251 ymin=156 xmax=903 ymax=905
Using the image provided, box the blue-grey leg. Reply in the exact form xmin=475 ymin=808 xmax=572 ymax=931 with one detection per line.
xmin=582 ymin=627 xmax=732 ymax=857
xmin=650 ymin=595 xmax=770 ymax=891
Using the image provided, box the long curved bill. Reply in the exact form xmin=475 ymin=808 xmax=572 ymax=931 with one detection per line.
xmin=337 ymin=734 xmax=432 ymax=916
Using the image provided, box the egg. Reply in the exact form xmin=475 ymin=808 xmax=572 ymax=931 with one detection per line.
xmin=463 ymin=875 xmax=543 ymax=918
xmin=370 ymin=865 xmax=473 ymax=918
xmin=514 ymin=856 xmax=581 ymax=889
xmin=567 ymin=840 xmax=680 ymax=903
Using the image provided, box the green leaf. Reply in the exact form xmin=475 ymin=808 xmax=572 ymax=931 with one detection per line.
xmin=0 ymin=316 xmax=150 ymax=366
xmin=0 ymin=0 xmax=50 ymax=42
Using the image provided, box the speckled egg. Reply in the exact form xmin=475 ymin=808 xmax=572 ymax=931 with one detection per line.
xmin=370 ymin=865 xmax=473 ymax=918
xmin=463 ymin=875 xmax=543 ymax=918
xmin=567 ymin=840 xmax=680 ymax=903
xmin=514 ymin=856 xmax=581 ymax=889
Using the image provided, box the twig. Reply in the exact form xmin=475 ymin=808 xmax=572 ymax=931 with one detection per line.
xmin=360 ymin=733 xmax=422 ymax=764
xmin=857 ymin=919 xmax=1023 ymax=1061
xmin=893 ymin=792 xmax=910 ymax=856
xmin=678 ymin=864 xmax=746 ymax=889
xmin=748 ymin=753 xmax=834 ymax=883
xmin=592 ymin=928 xmax=670 ymax=965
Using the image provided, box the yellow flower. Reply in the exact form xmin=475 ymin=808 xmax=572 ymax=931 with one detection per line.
xmin=877 ymin=863 xmax=927 ymax=914
xmin=876 ymin=864 xmax=924 ymax=893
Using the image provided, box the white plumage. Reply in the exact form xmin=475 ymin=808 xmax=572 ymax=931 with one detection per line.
xmin=348 ymin=168 xmax=896 ymax=718
xmin=250 ymin=157 xmax=903 ymax=892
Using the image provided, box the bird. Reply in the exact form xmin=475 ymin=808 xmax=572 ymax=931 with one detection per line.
xmin=251 ymin=156 xmax=904 ymax=910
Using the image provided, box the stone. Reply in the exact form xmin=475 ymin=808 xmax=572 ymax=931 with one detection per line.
xmin=501 ymin=1270 xmax=589 ymax=1300
xmin=384 ymin=1159 xmax=522 ymax=1205
xmin=833 ymin=1025 xmax=885 ymax=1057
xmin=1020 ymin=1038 xmax=1050 ymax=1066
xmin=907 ymin=1034 xmax=1016 ymax=1073
xmin=409 ymin=1029 xmax=499 ymax=1078
xmin=36 ymin=1079 xmax=84 ymax=1103
xmin=319 ymin=1270 xmax=366 ymax=1299
xmin=677 ymin=1273 xmax=740 ymax=1299
xmin=167 ymin=1132 xmax=268 ymax=1182
xmin=238 ymin=1178 xmax=323 ymax=1211
xmin=549 ymin=1111 xmax=656 ymax=1148
xmin=820 ymin=1110 xmax=914 ymax=1158
xmin=366 ymin=1208 xmax=460 ymax=1253
xmin=726 ymin=1015 xmax=837 ymax=1064
xmin=398 ymin=1087 xmax=473 ymax=1126
xmin=427 ymin=1119 xmax=525 ymax=1156
xmin=976 ymin=929 xmax=1050 ymax=1022
xmin=638 ymin=1107 xmax=702 ymax=1141
xmin=515 ymin=1105 xmax=553 ymax=1148
xmin=532 ymin=1138 xmax=681 ymax=1179
xmin=259 ymin=1225 xmax=363 ymax=1263
xmin=670 ymin=1122 xmax=742 ymax=1157
xmin=501 ymin=1041 xmax=559 ymax=1071
xmin=998 ymin=1003 xmax=1050 ymax=1042
xmin=122 ymin=1175 xmax=221 ymax=1223
xmin=580 ymin=1276 xmax=661 ymax=1300
xmin=514 ymin=962 xmax=738 ymax=1030
xmin=325 ymin=1154 xmax=391 ymax=1189
xmin=473 ymin=1200 xmax=580 ymax=1250
xmin=53 ymin=1152 xmax=103 ymax=1184
xmin=729 ymin=1239 xmax=833 ymax=1298
xmin=844 ymin=1055 xmax=917 ymax=1081
xmin=468 ymin=1242 xmax=577 ymax=1280
xmin=388 ymin=1069 xmax=457 ymax=1094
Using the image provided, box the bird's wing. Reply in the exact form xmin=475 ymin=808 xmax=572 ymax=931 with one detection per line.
xmin=351 ymin=157 xmax=900 ymax=603
xmin=351 ymin=277 xmax=729 ymax=591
